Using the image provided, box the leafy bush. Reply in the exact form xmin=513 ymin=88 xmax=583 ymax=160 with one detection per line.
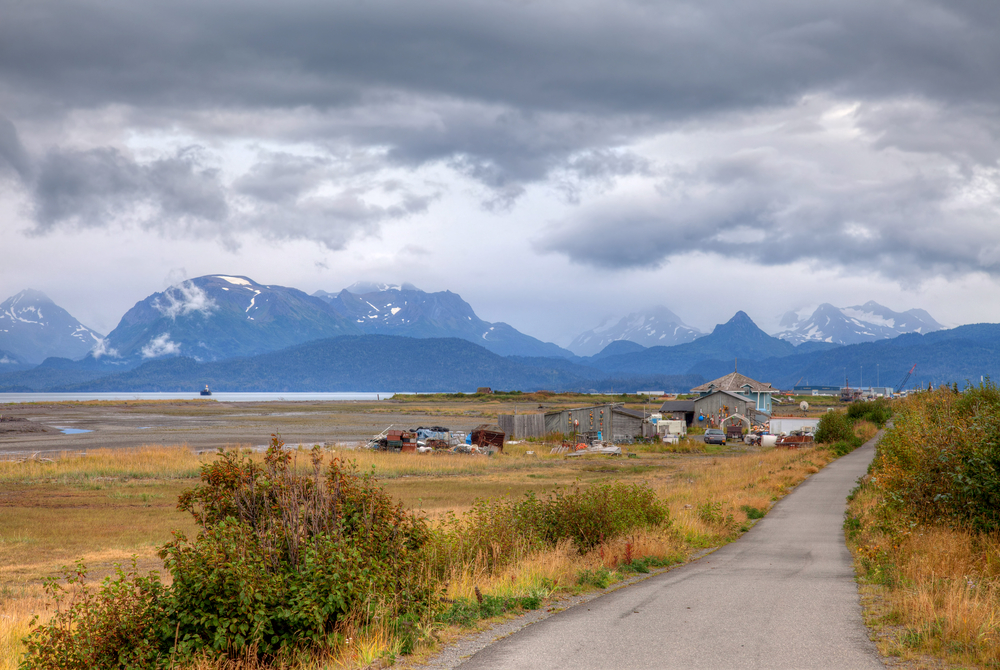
xmin=871 ymin=383 xmax=1000 ymax=532
xmin=815 ymin=411 xmax=857 ymax=445
xmin=163 ymin=440 xmax=436 ymax=658
xmin=433 ymin=482 xmax=670 ymax=575
xmin=20 ymin=560 xmax=167 ymax=670
xmin=21 ymin=439 xmax=438 ymax=667
xmin=847 ymin=398 xmax=892 ymax=427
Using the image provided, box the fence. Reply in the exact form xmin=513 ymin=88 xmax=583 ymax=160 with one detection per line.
xmin=497 ymin=413 xmax=546 ymax=439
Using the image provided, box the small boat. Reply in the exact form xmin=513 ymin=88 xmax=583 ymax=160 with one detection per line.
xmin=200 ymin=385 xmax=212 ymax=396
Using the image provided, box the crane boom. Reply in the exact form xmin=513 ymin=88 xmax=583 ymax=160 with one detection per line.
xmin=896 ymin=365 xmax=916 ymax=393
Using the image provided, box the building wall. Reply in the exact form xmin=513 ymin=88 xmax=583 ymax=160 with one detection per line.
xmin=543 ymin=404 xmax=647 ymax=441
xmin=498 ymin=413 xmax=546 ymax=439
xmin=611 ymin=410 xmax=644 ymax=441
xmin=693 ymin=394 xmax=754 ymax=426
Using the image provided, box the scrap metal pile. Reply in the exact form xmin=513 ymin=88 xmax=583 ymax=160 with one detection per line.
xmin=365 ymin=423 xmax=505 ymax=455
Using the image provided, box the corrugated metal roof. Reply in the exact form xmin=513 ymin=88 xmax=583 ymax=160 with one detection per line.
xmin=660 ymin=400 xmax=696 ymax=412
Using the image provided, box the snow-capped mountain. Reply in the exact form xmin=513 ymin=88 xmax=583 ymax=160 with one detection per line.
xmin=90 ymin=275 xmax=359 ymax=364
xmin=568 ymin=306 xmax=702 ymax=357
xmin=0 ymin=289 xmax=103 ymax=363
xmin=775 ymin=301 xmax=943 ymax=345
xmin=313 ymin=284 xmax=575 ymax=358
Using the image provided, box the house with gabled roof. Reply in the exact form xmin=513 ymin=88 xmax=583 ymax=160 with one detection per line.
xmin=691 ymin=372 xmax=778 ymax=414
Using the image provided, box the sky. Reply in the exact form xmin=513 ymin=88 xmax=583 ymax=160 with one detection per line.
xmin=3 ymin=0 xmax=1000 ymax=346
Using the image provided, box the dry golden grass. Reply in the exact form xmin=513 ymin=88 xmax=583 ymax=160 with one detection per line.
xmin=0 ymin=444 xmax=213 ymax=483
xmin=1 ymin=442 xmax=838 ymax=669
xmin=848 ymin=484 xmax=1000 ymax=668
xmin=853 ymin=419 xmax=879 ymax=443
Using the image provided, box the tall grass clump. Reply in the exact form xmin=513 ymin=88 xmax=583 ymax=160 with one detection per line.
xmin=430 ymin=482 xmax=670 ymax=578
xmin=18 ymin=437 xmax=439 ymax=669
xmin=846 ymin=384 xmax=1000 ymax=667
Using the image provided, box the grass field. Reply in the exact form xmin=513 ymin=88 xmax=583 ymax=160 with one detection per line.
xmin=0 ymin=431 xmax=836 ymax=669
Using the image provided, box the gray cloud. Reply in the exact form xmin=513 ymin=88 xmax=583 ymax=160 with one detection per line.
xmin=4 ymin=0 xmax=1000 ymax=287
xmin=30 ymin=146 xmax=228 ymax=233
xmin=5 ymin=0 xmax=999 ymax=196
xmin=540 ymin=142 xmax=1000 ymax=278
xmin=0 ymin=116 xmax=31 ymax=180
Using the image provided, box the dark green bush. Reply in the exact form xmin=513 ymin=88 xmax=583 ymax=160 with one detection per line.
xmin=740 ymin=504 xmax=766 ymax=520
xmin=829 ymin=438 xmax=863 ymax=457
xmin=21 ymin=438 xmax=438 ymax=667
xmin=163 ymin=440 xmax=436 ymax=658
xmin=20 ymin=560 xmax=167 ymax=670
xmin=847 ymin=398 xmax=892 ymax=427
xmin=815 ymin=411 xmax=856 ymax=444
xmin=433 ymin=481 xmax=670 ymax=575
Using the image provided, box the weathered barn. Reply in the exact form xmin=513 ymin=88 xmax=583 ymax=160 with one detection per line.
xmin=692 ymin=390 xmax=756 ymax=430
xmin=544 ymin=404 xmax=648 ymax=442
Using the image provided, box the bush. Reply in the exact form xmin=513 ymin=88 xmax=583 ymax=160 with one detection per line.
xmin=871 ymin=383 xmax=1000 ymax=532
xmin=847 ymin=398 xmax=892 ymax=427
xmin=815 ymin=411 xmax=856 ymax=445
xmin=21 ymin=438 xmax=438 ymax=667
xmin=163 ymin=440 xmax=436 ymax=658
xmin=20 ymin=560 xmax=167 ymax=670
xmin=433 ymin=482 xmax=670 ymax=575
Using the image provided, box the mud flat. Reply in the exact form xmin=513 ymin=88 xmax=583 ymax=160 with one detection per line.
xmin=0 ymin=399 xmax=492 ymax=458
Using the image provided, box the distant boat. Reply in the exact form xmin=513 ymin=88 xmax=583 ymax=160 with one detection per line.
xmin=200 ymin=385 xmax=212 ymax=396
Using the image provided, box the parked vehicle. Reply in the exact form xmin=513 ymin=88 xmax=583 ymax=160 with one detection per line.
xmin=704 ymin=428 xmax=726 ymax=445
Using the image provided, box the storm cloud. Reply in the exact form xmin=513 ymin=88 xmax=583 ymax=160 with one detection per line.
xmin=4 ymin=0 xmax=1000 ymax=340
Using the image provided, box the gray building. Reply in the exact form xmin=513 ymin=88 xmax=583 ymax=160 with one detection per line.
xmin=544 ymin=403 xmax=648 ymax=442
xmin=662 ymin=391 xmax=764 ymax=430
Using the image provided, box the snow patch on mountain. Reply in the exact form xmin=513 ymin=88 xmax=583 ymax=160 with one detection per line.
xmin=775 ymin=301 xmax=943 ymax=345
xmin=0 ymin=289 xmax=105 ymax=363
xmin=569 ymin=306 xmax=701 ymax=356
xmin=216 ymin=275 xmax=253 ymax=286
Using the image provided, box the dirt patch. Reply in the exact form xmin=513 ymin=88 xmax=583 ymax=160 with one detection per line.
xmin=0 ymin=416 xmax=54 ymax=435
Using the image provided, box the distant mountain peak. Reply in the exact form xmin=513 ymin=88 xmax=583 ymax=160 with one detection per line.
xmin=314 ymin=284 xmax=573 ymax=358
xmin=343 ymin=281 xmax=420 ymax=294
xmin=0 ymin=289 xmax=103 ymax=363
xmin=89 ymin=274 xmax=359 ymax=365
xmin=569 ymin=305 xmax=701 ymax=356
xmin=774 ymin=301 xmax=942 ymax=345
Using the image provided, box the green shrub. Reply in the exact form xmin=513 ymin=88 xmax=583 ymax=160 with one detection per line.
xmin=576 ymin=567 xmax=614 ymax=589
xmin=740 ymin=504 xmax=766 ymax=520
xmin=433 ymin=482 xmax=670 ymax=575
xmin=20 ymin=560 xmax=167 ymax=670
xmin=815 ymin=411 xmax=856 ymax=444
xmin=847 ymin=398 xmax=892 ymax=427
xmin=21 ymin=438 xmax=438 ymax=667
xmin=871 ymin=383 xmax=1000 ymax=532
xmin=163 ymin=440 xmax=436 ymax=658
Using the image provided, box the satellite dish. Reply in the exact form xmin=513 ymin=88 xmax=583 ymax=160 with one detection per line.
xmin=799 ymin=401 xmax=809 ymax=411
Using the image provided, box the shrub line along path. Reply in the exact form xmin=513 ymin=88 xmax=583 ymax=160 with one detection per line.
xmin=452 ymin=437 xmax=885 ymax=670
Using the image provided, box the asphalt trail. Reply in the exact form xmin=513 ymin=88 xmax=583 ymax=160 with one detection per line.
xmin=459 ymin=438 xmax=884 ymax=670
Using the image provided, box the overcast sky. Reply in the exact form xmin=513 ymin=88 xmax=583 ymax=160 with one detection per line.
xmin=3 ymin=0 xmax=1000 ymax=345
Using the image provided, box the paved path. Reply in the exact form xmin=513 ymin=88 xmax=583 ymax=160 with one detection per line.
xmin=459 ymin=438 xmax=884 ymax=669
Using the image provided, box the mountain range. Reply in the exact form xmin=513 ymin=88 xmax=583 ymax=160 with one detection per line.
xmin=0 ymin=276 xmax=985 ymax=393
xmin=774 ymin=302 xmax=943 ymax=345
xmin=313 ymin=282 xmax=573 ymax=358
xmin=567 ymin=306 xmax=702 ymax=356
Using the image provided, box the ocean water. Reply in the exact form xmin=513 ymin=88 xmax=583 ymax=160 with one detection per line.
xmin=0 ymin=392 xmax=403 ymax=404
